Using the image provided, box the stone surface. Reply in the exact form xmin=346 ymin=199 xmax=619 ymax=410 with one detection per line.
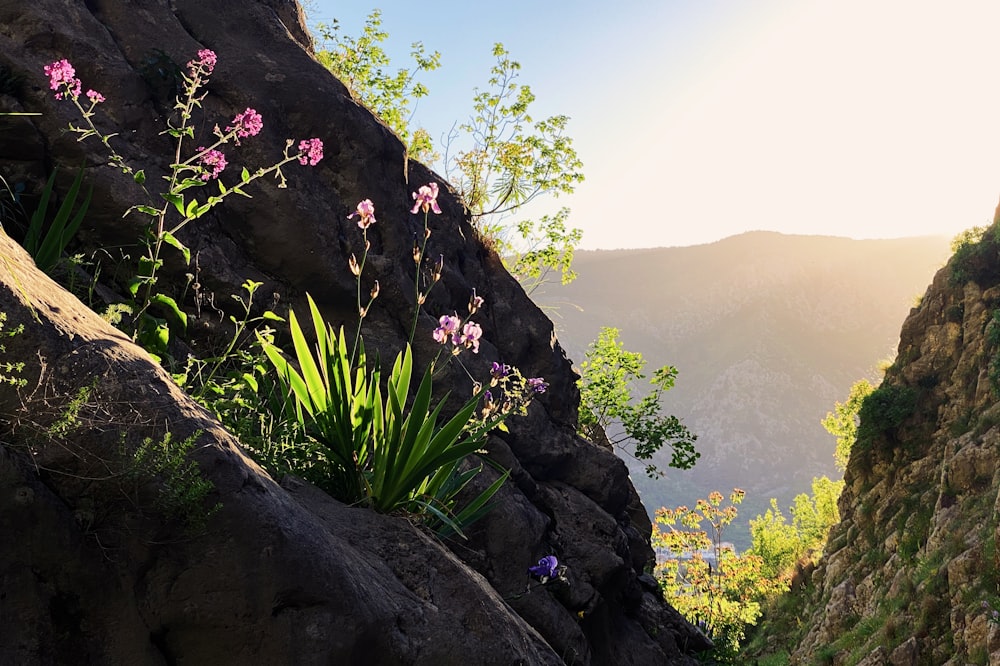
xmin=773 ymin=211 xmax=1000 ymax=662
xmin=0 ymin=1 xmax=704 ymax=663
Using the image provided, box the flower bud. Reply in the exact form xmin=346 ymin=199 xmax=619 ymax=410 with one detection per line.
xmin=370 ymin=280 xmax=380 ymax=299
xmin=348 ymin=254 xmax=361 ymax=276
xmin=468 ymin=288 xmax=484 ymax=314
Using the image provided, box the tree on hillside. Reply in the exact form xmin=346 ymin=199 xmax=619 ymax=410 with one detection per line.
xmin=655 ymin=490 xmax=787 ymax=661
xmin=821 ymin=378 xmax=875 ymax=471
xmin=313 ymin=13 xmax=583 ymax=292
xmin=314 ymin=10 xmax=441 ymax=162
xmin=578 ymin=326 xmax=698 ymax=475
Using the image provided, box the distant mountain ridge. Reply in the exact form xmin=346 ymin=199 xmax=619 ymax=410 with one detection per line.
xmin=536 ymin=231 xmax=954 ymax=544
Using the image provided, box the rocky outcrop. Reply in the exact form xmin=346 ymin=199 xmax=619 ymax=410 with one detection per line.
xmin=0 ymin=0 xmax=705 ymax=663
xmin=765 ymin=216 xmax=1000 ymax=664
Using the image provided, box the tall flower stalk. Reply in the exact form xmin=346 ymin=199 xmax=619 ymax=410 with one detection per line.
xmin=408 ymin=182 xmax=442 ymax=343
xmin=44 ymin=51 xmax=324 ymax=343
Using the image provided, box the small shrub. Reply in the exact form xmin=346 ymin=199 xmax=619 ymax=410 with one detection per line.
xmin=949 ymin=224 xmax=1000 ymax=287
xmin=855 ymin=383 xmax=917 ymax=451
xmin=0 ymin=312 xmax=25 ymax=387
xmin=125 ymin=430 xmax=219 ymax=531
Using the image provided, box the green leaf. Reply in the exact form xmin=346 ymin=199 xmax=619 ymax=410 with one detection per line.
xmin=160 ymin=231 xmax=191 ymax=265
xmin=150 ymin=293 xmax=188 ymax=332
xmin=134 ymin=170 xmax=146 ymax=185
xmin=161 ymin=192 xmax=185 ymax=216
xmin=30 ymin=166 xmax=91 ymax=274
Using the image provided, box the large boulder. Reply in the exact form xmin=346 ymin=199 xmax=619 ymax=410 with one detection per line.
xmin=0 ymin=0 xmax=705 ymax=663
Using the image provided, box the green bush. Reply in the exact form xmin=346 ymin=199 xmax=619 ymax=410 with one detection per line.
xmin=949 ymin=224 xmax=1000 ymax=287
xmin=260 ymin=295 xmax=508 ymax=536
xmin=855 ymin=384 xmax=917 ymax=451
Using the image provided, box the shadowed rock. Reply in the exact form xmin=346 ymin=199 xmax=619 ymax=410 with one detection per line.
xmin=0 ymin=0 xmax=707 ymax=662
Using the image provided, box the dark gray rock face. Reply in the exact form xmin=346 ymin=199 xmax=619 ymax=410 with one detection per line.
xmin=0 ymin=0 xmax=705 ymax=663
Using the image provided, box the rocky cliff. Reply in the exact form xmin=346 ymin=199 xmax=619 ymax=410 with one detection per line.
xmin=0 ymin=0 xmax=705 ymax=663
xmin=755 ymin=218 xmax=1000 ymax=664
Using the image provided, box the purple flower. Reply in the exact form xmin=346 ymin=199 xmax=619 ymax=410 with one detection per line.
xmin=433 ymin=314 xmax=461 ymax=344
xmin=187 ymin=49 xmax=217 ymax=77
xmin=528 ymin=555 xmax=559 ymax=579
xmin=297 ymin=137 xmax=324 ymax=166
xmin=460 ymin=321 xmax=482 ymax=353
xmin=348 ymin=199 xmax=376 ymax=229
xmin=527 ymin=377 xmax=548 ymax=394
xmin=197 ymin=147 xmax=227 ymax=181
xmin=85 ymin=89 xmax=105 ymax=104
xmin=44 ymin=59 xmax=81 ymax=100
xmin=411 ymin=182 xmax=442 ymax=215
xmin=490 ymin=362 xmax=510 ymax=380
xmin=227 ymin=108 xmax=263 ymax=139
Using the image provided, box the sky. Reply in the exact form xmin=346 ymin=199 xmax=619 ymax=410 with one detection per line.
xmin=307 ymin=1 xmax=1000 ymax=250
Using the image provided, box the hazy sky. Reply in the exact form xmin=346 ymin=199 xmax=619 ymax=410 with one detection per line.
xmin=308 ymin=1 xmax=1000 ymax=250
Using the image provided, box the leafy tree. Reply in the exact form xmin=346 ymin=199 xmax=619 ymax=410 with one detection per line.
xmin=577 ymin=327 xmax=698 ymax=475
xmin=313 ymin=14 xmax=585 ymax=291
xmin=747 ymin=499 xmax=801 ymax=581
xmin=654 ymin=490 xmax=787 ymax=661
xmin=821 ymin=378 xmax=875 ymax=470
xmin=790 ymin=475 xmax=843 ymax=548
xmin=445 ymin=43 xmax=585 ymax=290
xmin=314 ymin=10 xmax=441 ymax=161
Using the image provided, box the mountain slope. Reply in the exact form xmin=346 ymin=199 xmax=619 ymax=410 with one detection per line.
xmin=754 ymin=219 xmax=1000 ymax=664
xmin=536 ymin=232 xmax=953 ymax=541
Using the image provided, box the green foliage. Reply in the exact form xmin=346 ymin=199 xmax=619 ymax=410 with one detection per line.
xmin=125 ymin=430 xmax=219 ymax=531
xmin=260 ymin=295 xmax=507 ymax=535
xmin=50 ymin=49 xmax=317 ymax=362
xmin=577 ymin=327 xmax=698 ymax=475
xmin=855 ymin=383 xmax=917 ymax=452
xmin=23 ymin=166 xmax=91 ymax=275
xmin=446 ymin=43 xmax=584 ymax=288
xmin=654 ymin=490 xmax=787 ymax=661
xmin=948 ymin=223 xmax=1000 ymax=287
xmin=0 ymin=312 xmax=25 ymax=387
xmin=790 ymin=476 xmax=843 ymax=548
xmin=46 ymin=382 xmax=94 ymax=437
xmin=748 ymin=499 xmax=801 ymax=581
xmin=822 ymin=378 xmax=875 ymax=470
xmin=448 ymin=43 xmax=584 ymax=219
xmin=315 ymin=10 xmax=441 ymax=162
xmin=314 ymin=14 xmax=584 ymax=290
xmin=748 ymin=476 xmax=844 ymax=583
xmin=500 ymin=207 xmax=583 ymax=294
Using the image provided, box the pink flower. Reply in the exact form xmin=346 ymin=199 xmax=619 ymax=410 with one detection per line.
xmin=459 ymin=322 xmax=483 ymax=353
xmin=227 ymin=108 xmax=263 ymax=139
xmin=411 ymin=182 xmax=442 ymax=215
xmin=187 ymin=49 xmax=217 ymax=76
xmin=197 ymin=147 xmax=227 ymax=181
xmin=85 ymin=89 xmax=105 ymax=104
xmin=297 ymin=137 xmax=324 ymax=166
xmin=43 ymin=59 xmax=81 ymax=100
xmin=348 ymin=199 xmax=376 ymax=229
xmin=433 ymin=314 xmax=461 ymax=344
